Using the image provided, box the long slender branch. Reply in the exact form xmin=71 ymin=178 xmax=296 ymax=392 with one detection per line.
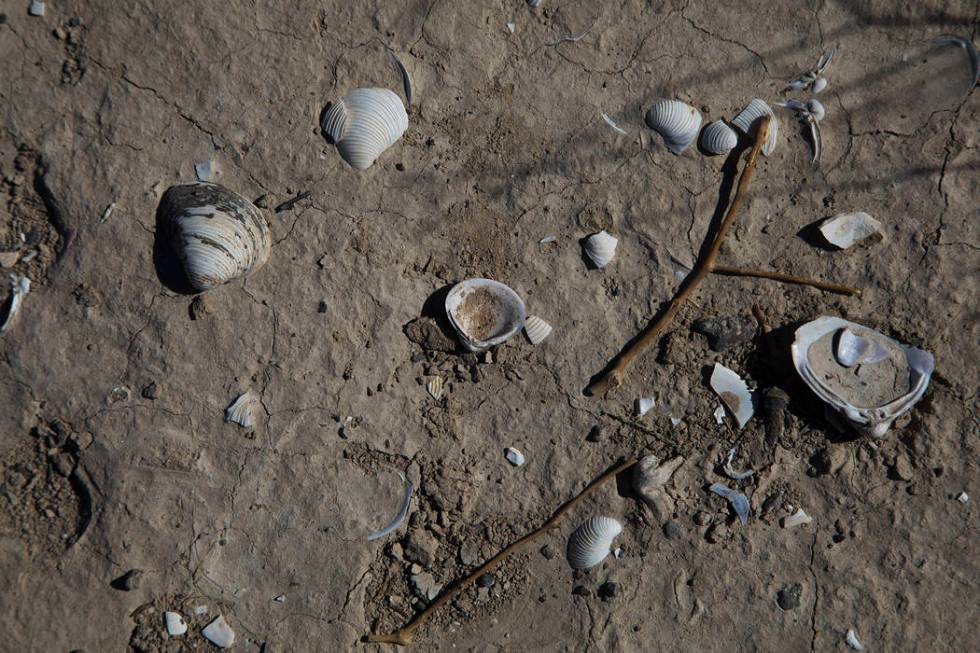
xmin=711 ymin=265 xmax=861 ymax=296
xmin=364 ymin=457 xmax=638 ymax=646
xmin=585 ymin=118 xmax=771 ymax=397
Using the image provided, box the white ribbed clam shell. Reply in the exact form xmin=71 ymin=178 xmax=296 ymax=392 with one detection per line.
xmin=321 ymin=88 xmax=408 ymax=170
xmin=700 ymin=120 xmax=738 ymax=155
xmin=732 ymin=99 xmax=779 ymax=155
xmin=164 ymin=611 xmax=188 ymax=636
xmin=524 ymin=315 xmax=553 ymax=345
xmin=225 ymin=391 xmax=258 ymax=428
xmin=645 ymin=100 xmax=702 ymax=154
xmin=818 ymin=212 xmax=882 ymax=249
xmin=160 ymin=182 xmax=271 ymax=292
xmin=567 ymin=516 xmax=622 ymax=569
xmin=445 ymin=278 xmax=527 ymax=352
xmin=583 ymin=230 xmax=618 ymax=268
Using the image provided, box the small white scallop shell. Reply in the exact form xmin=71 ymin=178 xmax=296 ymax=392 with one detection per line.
xmin=583 ymin=230 xmax=618 ymax=268
xmin=709 ymin=363 xmax=755 ymax=429
xmin=321 ymin=88 xmax=408 ymax=170
xmin=812 ymin=77 xmax=828 ymax=93
xmin=225 ymin=391 xmax=258 ymax=428
xmin=0 ymin=274 xmax=31 ymax=336
xmin=699 ymin=120 xmax=738 ymax=155
xmin=159 ymin=182 xmax=272 ymax=292
xmin=818 ymin=212 xmax=883 ymax=249
xmin=732 ymin=99 xmax=779 ymax=155
xmin=164 ymin=611 xmax=188 ymax=636
xmin=645 ymin=100 xmax=702 ymax=154
xmin=567 ymin=516 xmax=623 ymax=569
xmin=202 ymin=615 xmax=235 ymax=648
xmin=445 ymin=278 xmax=527 ymax=352
xmin=524 ymin=315 xmax=553 ymax=345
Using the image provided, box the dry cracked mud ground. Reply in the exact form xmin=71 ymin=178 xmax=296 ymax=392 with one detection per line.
xmin=0 ymin=1 xmax=977 ymax=652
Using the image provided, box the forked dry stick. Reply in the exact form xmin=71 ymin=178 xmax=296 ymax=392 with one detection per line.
xmin=364 ymin=457 xmax=638 ymax=646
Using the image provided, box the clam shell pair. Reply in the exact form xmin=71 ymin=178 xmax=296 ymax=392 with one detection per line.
xmin=791 ymin=317 xmax=935 ymax=437
xmin=445 ymin=279 xmax=526 ymax=352
xmin=160 ymin=182 xmax=272 ymax=292
xmin=567 ymin=516 xmax=622 ymax=569
xmin=321 ymin=88 xmax=408 ymax=170
xmin=645 ymin=100 xmax=702 ymax=154
xmin=732 ymin=99 xmax=779 ymax=156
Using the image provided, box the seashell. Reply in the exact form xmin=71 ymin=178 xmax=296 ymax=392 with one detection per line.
xmin=504 ymin=447 xmax=525 ymax=466
xmin=699 ymin=120 xmax=738 ymax=155
xmin=835 ymin=327 xmax=888 ymax=367
xmin=164 ymin=611 xmax=188 ymax=636
xmin=713 ymin=405 xmax=726 ymax=424
xmin=225 ymin=391 xmax=258 ymax=428
xmin=202 ymin=615 xmax=235 ymax=648
xmin=709 ymin=363 xmax=755 ymax=429
xmin=956 ymin=492 xmax=969 ymax=504
xmin=567 ymin=516 xmax=623 ymax=569
xmin=601 ymin=112 xmax=628 ymax=135
xmin=782 ymin=508 xmax=813 ymax=528
xmin=368 ymin=471 xmax=414 ymax=541
xmin=932 ymin=35 xmax=980 ymax=86
xmin=0 ymin=274 xmax=31 ymax=336
xmin=321 ymin=88 xmax=408 ymax=170
xmin=633 ymin=455 xmax=683 ymax=521
xmin=634 ymin=397 xmax=655 ymax=417
xmin=445 ymin=278 xmax=527 ymax=352
xmin=645 ymin=100 xmax=702 ymax=154
xmin=812 ymin=77 xmax=828 ymax=93
xmin=390 ymin=53 xmax=414 ymax=105
xmin=722 ymin=446 xmax=754 ymax=480
xmin=806 ymin=98 xmax=826 ymax=122
xmin=709 ymin=482 xmax=750 ymax=525
xmin=732 ymin=99 xmax=779 ymax=156
xmin=159 ymin=182 xmax=272 ymax=292
xmin=426 ymin=377 xmax=444 ymax=401
xmin=792 ymin=317 xmax=934 ymax=437
xmin=845 ymin=629 xmax=866 ymax=652
xmin=524 ymin=315 xmax=553 ymax=345
xmin=99 ymin=202 xmax=116 ymax=224
xmin=818 ymin=212 xmax=883 ymax=249
xmin=539 ymin=235 xmax=556 ymax=244
xmin=506 ymin=22 xmax=516 ymax=33
xmin=29 ymin=1 xmax=45 ymax=17
xmin=194 ymin=160 xmax=219 ymax=182
xmin=583 ymin=230 xmax=618 ymax=268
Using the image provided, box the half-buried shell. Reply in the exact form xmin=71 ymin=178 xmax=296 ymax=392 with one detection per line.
xmin=321 ymin=88 xmax=408 ymax=170
xmin=732 ymin=99 xmax=779 ymax=155
xmin=524 ymin=315 xmax=553 ymax=345
xmin=445 ymin=279 xmax=527 ymax=352
xmin=567 ymin=516 xmax=623 ymax=569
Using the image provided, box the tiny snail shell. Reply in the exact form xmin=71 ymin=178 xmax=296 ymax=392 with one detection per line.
xmin=159 ymin=182 xmax=272 ymax=293
xmin=321 ymin=88 xmax=409 ymax=170
xmin=732 ymin=99 xmax=779 ymax=156
xmin=699 ymin=120 xmax=738 ymax=155
xmin=566 ymin=516 xmax=623 ymax=569
xmin=645 ymin=100 xmax=702 ymax=154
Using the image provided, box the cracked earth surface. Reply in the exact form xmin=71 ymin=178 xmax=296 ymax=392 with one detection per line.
xmin=0 ymin=1 xmax=977 ymax=651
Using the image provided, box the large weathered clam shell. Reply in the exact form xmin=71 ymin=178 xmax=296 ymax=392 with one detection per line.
xmin=321 ymin=88 xmax=408 ymax=170
xmin=567 ymin=516 xmax=622 ymax=569
xmin=645 ymin=100 xmax=702 ymax=154
xmin=159 ymin=182 xmax=271 ymax=292
xmin=791 ymin=316 xmax=935 ymax=437
xmin=445 ymin=278 xmax=527 ymax=352
xmin=732 ymin=99 xmax=779 ymax=155
xmin=700 ymin=120 xmax=738 ymax=155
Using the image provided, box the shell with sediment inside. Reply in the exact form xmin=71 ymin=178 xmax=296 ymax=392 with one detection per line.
xmin=445 ymin=278 xmax=527 ymax=352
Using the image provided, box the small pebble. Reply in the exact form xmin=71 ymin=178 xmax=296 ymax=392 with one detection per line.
xmin=693 ymin=511 xmax=712 ymax=526
xmin=597 ymin=581 xmax=620 ymax=600
xmin=540 ymin=544 xmax=555 ymax=560
xmin=504 ymin=447 xmax=525 ymax=466
xmin=476 ymin=573 xmax=495 ymax=588
xmin=662 ymin=521 xmax=682 ymax=540
xmin=893 ymin=453 xmax=913 ymax=481
xmin=141 ymin=382 xmax=160 ymax=400
xmin=776 ymin=583 xmax=802 ymax=610
xmin=585 ymin=425 xmax=604 ymax=442
xmin=317 ymin=299 xmax=328 ymax=314
xmin=571 ymin=585 xmax=590 ymax=597
xmin=956 ymin=492 xmax=969 ymax=504
xmin=691 ymin=314 xmax=757 ymax=352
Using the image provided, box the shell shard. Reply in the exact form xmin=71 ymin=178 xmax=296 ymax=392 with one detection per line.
xmin=791 ymin=316 xmax=935 ymax=437
xmin=845 ymin=629 xmax=866 ymax=652
xmin=367 ymin=472 xmax=414 ymax=542
xmin=159 ymin=182 xmax=271 ymax=292
xmin=390 ymin=53 xmax=414 ymax=105
xmin=504 ymin=447 xmax=525 ymax=466
xmin=0 ymin=274 xmax=31 ymax=336
xmin=782 ymin=508 xmax=813 ymax=528
xmin=445 ymin=278 xmax=527 ymax=352
xmin=426 ymin=376 xmax=445 ymax=401
xmin=932 ymin=35 xmax=980 ymax=86
xmin=583 ymin=230 xmax=618 ymax=268
xmin=194 ymin=160 xmax=219 ymax=182
xmin=321 ymin=88 xmax=408 ymax=170
xmin=709 ymin=482 xmax=749 ymax=525
xmin=567 ymin=516 xmax=623 ymax=569
xmin=835 ymin=327 xmax=888 ymax=367
xmin=524 ymin=315 xmax=553 ymax=345
xmin=633 ymin=455 xmax=683 ymax=520
xmin=713 ymin=405 xmax=726 ymax=424
xmin=722 ymin=447 xmax=754 ymax=480
xmin=819 ymin=212 xmax=883 ymax=249
xmin=732 ymin=99 xmax=779 ymax=155
xmin=806 ymin=99 xmax=826 ymax=122
xmin=164 ymin=611 xmax=188 ymax=636
xmin=645 ymin=100 xmax=702 ymax=154
xmin=700 ymin=120 xmax=738 ymax=155
xmin=601 ymin=112 xmax=628 ymax=135
xmin=225 ymin=391 xmax=258 ymax=428
xmin=709 ymin=363 xmax=755 ymax=429
xmin=202 ymin=615 xmax=235 ymax=648
xmin=28 ymin=2 xmax=45 ymax=17
xmin=812 ymin=77 xmax=828 ymax=93
xmin=635 ymin=397 xmax=655 ymax=417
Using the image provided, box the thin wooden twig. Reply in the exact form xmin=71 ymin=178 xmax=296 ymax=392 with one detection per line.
xmin=585 ymin=118 xmax=771 ymax=397
xmin=711 ymin=265 xmax=861 ymax=296
xmin=364 ymin=457 xmax=638 ymax=646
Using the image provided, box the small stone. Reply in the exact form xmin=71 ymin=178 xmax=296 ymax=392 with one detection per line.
xmin=776 ymin=583 xmax=802 ymax=610
xmin=68 ymin=15 xmax=82 ymax=26
xmin=141 ymin=382 xmax=160 ymax=400
xmin=0 ymin=251 xmax=19 ymax=268
xmin=692 ymin=315 xmax=757 ymax=352
xmin=704 ymin=524 xmax=722 ymax=544
xmin=189 ymin=294 xmax=214 ymax=320
xmin=403 ymin=317 xmax=457 ymax=352
xmin=317 ymin=299 xmax=328 ymax=313
xmin=459 ymin=540 xmax=479 ymax=566
xmin=585 ymin=425 xmax=603 ymax=442
xmin=662 ymin=521 xmax=682 ymax=540
xmin=411 ymin=571 xmax=441 ymax=601
xmin=893 ymin=453 xmax=913 ymax=481
xmin=813 ymin=446 xmax=847 ymax=475
xmin=29 ymin=2 xmax=46 ymax=18
xmin=597 ymin=582 xmax=620 ymax=599
xmin=49 ymin=453 xmax=74 ymax=477
xmin=763 ymin=387 xmax=790 ymax=447
xmin=113 ymin=569 xmax=143 ymax=591
xmin=657 ymin=331 xmax=687 ymax=365
xmin=395 ymin=162 xmax=405 ymax=171
xmin=504 ymin=447 xmax=525 ymax=466
xmin=476 ymin=573 xmax=495 ymax=588
xmin=540 ymin=544 xmax=555 ymax=560
xmin=693 ymin=511 xmax=712 ymax=526
xmin=571 ymin=585 xmax=590 ymax=597
xmin=403 ymin=530 xmax=439 ymax=568
xmin=389 ymin=542 xmax=403 ymax=559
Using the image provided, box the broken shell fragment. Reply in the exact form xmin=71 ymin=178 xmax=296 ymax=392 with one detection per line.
xmin=835 ymin=328 xmax=888 ymax=367
xmin=634 ymin=397 xmax=655 ymax=417
xmin=812 ymin=77 xmax=828 ymax=93
xmin=932 ymin=35 xmax=980 ymax=87
xmin=321 ymin=88 xmax=408 ymax=170
xmin=709 ymin=482 xmax=749 ymax=525
xmin=782 ymin=508 xmax=813 ymax=528
xmin=583 ymin=230 xmax=618 ymax=268
xmin=225 ymin=391 xmax=258 ymax=428
xmin=805 ymin=98 xmax=826 ymax=122
xmin=601 ymin=112 xmax=628 ymax=135
xmin=426 ymin=377 xmax=444 ymax=401
xmin=818 ymin=212 xmax=883 ymax=249
xmin=722 ymin=446 xmax=754 ymax=480
xmin=445 ymin=278 xmax=527 ymax=352
xmin=504 ymin=447 xmax=525 ymax=466
xmin=699 ymin=120 xmax=738 ymax=155
xmin=567 ymin=516 xmax=623 ymax=569
xmin=159 ymin=182 xmax=272 ymax=292
xmin=709 ymin=363 xmax=755 ymax=429
xmin=367 ymin=471 xmax=413 ymax=541
xmin=202 ymin=615 xmax=235 ymax=648
xmin=732 ymin=99 xmax=779 ymax=155
xmin=845 ymin=629 xmax=866 ymax=651
xmin=164 ymin=611 xmax=188 ymax=636
xmin=524 ymin=315 xmax=553 ymax=345
xmin=791 ymin=316 xmax=934 ymax=437
xmin=0 ymin=274 xmax=31 ymax=336
xmin=645 ymin=100 xmax=702 ymax=154
xmin=633 ymin=455 xmax=683 ymax=521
